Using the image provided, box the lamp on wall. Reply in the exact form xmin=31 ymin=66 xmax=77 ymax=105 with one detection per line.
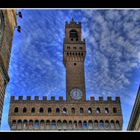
xmin=16 ymin=11 xmax=22 ymax=18
xmin=15 ymin=26 xmax=21 ymax=32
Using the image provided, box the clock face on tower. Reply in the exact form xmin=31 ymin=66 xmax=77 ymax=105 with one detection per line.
xmin=70 ymin=88 xmax=83 ymax=100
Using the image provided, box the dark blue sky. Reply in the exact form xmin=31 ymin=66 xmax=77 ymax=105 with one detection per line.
xmin=1 ymin=9 xmax=140 ymax=130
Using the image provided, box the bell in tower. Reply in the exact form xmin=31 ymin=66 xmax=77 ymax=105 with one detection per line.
xmin=63 ymin=18 xmax=86 ymax=102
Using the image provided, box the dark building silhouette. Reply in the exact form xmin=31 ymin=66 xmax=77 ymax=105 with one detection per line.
xmin=0 ymin=10 xmax=17 ymax=126
xmin=127 ymin=85 xmax=140 ymax=130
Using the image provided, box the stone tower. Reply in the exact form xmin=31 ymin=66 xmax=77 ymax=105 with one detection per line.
xmin=0 ymin=10 xmax=17 ymax=126
xmin=8 ymin=18 xmax=123 ymax=131
xmin=63 ymin=18 xmax=86 ymax=102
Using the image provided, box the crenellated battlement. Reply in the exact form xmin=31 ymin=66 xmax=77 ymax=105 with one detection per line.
xmin=10 ymin=96 xmax=120 ymax=102
xmin=65 ymin=19 xmax=81 ymax=28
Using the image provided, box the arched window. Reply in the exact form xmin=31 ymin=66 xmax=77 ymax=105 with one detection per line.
xmin=80 ymin=108 xmax=84 ymax=114
xmin=29 ymin=120 xmax=33 ymax=129
xmin=88 ymin=108 xmax=92 ymax=114
xmin=23 ymin=107 xmax=27 ymax=113
xmin=39 ymin=107 xmax=44 ymax=113
xmin=46 ymin=120 xmax=50 ymax=129
xmin=56 ymin=108 xmax=60 ymax=113
xmin=68 ymin=121 xmax=73 ymax=129
xmin=83 ymin=121 xmax=88 ymax=129
xmin=40 ymin=120 xmax=45 ymax=129
xmin=105 ymin=120 xmax=109 ymax=129
xmin=116 ymin=120 xmax=120 ymax=129
xmin=23 ymin=120 xmax=28 ymax=130
xmin=31 ymin=107 xmax=35 ymax=113
xmin=99 ymin=120 xmax=104 ymax=129
xmin=94 ymin=120 xmax=98 ymax=129
xmin=14 ymin=107 xmax=18 ymax=113
xmin=57 ymin=120 xmax=62 ymax=129
xmin=113 ymin=107 xmax=117 ymax=113
xmin=34 ymin=120 xmax=39 ymax=129
xmin=74 ymin=121 xmax=77 ymax=129
xmin=78 ymin=121 xmax=82 ymax=129
xmin=63 ymin=108 xmax=67 ymax=114
xmin=70 ymin=29 xmax=78 ymax=39
xmin=71 ymin=108 xmax=75 ymax=114
xmin=0 ymin=11 xmax=4 ymax=48
xmin=48 ymin=108 xmax=52 ymax=114
xmin=51 ymin=120 xmax=57 ymax=129
xmin=17 ymin=120 xmax=22 ymax=130
xmin=63 ymin=120 xmax=67 ymax=129
xmin=110 ymin=120 xmax=115 ymax=129
xmin=88 ymin=120 xmax=93 ymax=129
xmin=96 ymin=108 xmax=100 ymax=114
xmin=12 ymin=120 xmax=16 ymax=130
xmin=105 ymin=108 xmax=109 ymax=114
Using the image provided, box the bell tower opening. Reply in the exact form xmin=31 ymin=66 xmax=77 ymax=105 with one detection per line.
xmin=69 ymin=29 xmax=78 ymax=41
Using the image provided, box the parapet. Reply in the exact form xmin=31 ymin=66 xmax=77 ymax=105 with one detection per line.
xmin=10 ymin=96 xmax=64 ymax=102
xmin=10 ymin=96 xmax=120 ymax=102
xmin=89 ymin=96 xmax=120 ymax=102
xmin=65 ymin=19 xmax=81 ymax=28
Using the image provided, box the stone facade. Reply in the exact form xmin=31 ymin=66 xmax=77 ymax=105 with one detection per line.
xmin=8 ymin=18 xmax=123 ymax=131
xmin=0 ymin=10 xmax=17 ymax=126
xmin=9 ymin=96 xmax=122 ymax=130
xmin=127 ymin=85 xmax=140 ymax=130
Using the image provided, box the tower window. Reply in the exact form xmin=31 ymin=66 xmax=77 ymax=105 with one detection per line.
xmin=70 ymin=30 xmax=78 ymax=38
xmin=71 ymin=38 xmax=73 ymax=41
xmin=79 ymin=47 xmax=82 ymax=50
xmin=76 ymin=38 xmax=78 ymax=41
xmin=74 ymin=63 xmax=76 ymax=66
xmin=14 ymin=107 xmax=18 ymax=113
xmin=81 ymin=53 xmax=83 ymax=56
xmin=67 ymin=46 xmax=70 ymax=49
